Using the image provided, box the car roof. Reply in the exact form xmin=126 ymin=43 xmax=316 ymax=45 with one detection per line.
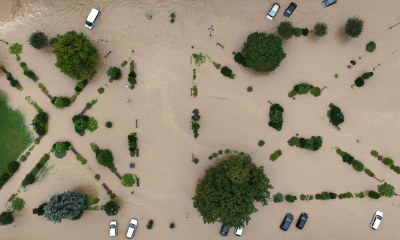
xmin=235 ymin=227 xmax=243 ymax=235
xmin=87 ymin=8 xmax=99 ymax=22
xmin=110 ymin=220 xmax=117 ymax=225
xmin=376 ymin=211 xmax=383 ymax=217
xmin=130 ymin=218 xmax=138 ymax=225
xmin=287 ymin=213 xmax=294 ymax=218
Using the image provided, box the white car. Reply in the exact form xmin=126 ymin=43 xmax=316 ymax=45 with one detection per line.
xmin=110 ymin=221 xmax=117 ymax=237
xmin=235 ymin=226 xmax=243 ymax=236
xmin=85 ymin=8 xmax=101 ymax=30
xmin=267 ymin=3 xmax=280 ymax=20
xmin=370 ymin=211 xmax=383 ymax=230
xmin=126 ymin=218 xmax=138 ymax=239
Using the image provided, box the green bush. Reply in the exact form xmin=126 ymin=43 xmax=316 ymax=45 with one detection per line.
xmin=97 ymin=149 xmax=114 ymax=167
xmin=273 ymin=192 xmax=284 ymax=203
xmin=329 ymin=192 xmax=337 ymax=199
xmin=302 ymin=28 xmax=309 ymax=36
xmin=241 ymin=32 xmax=286 ymax=73
xmin=393 ymin=165 xmax=400 ymax=174
xmin=366 ymin=41 xmax=376 ymax=52
xmin=39 ymin=154 xmax=50 ymax=165
xmin=368 ymin=191 xmax=380 ymax=199
xmin=346 ymin=192 xmax=354 ymax=198
xmin=98 ymin=87 xmax=104 ymax=94
xmin=22 ymin=173 xmax=35 ymax=186
xmin=105 ymin=122 xmax=112 ymax=128
xmin=121 ymin=173 xmax=137 ymax=187
xmin=370 ymin=150 xmax=379 ymax=157
xmin=350 ymin=60 xmax=356 ymax=65
xmin=0 ymin=173 xmax=11 ymax=184
xmin=258 ymin=140 xmax=265 ymax=147
xmin=362 ymin=72 xmax=374 ymax=79
xmin=28 ymin=31 xmax=48 ymax=49
xmin=377 ymin=155 xmax=383 ymax=160
xmin=313 ymin=22 xmax=328 ymax=37
xmin=7 ymin=161 xmax=20 ymax=174
xmin=54 ymin=150 xmax=66 ymax=159
xmin=288 ymin=89 xmax=297 ymax=97
xmin=269 ymin=150 xmax=282 ymax=161
xmin=315 ymin=194 xmax=321 ymax=199
xmin=170 ymin=223 xmax=175 ymax=228
xmin=128 ymin=77 xmax=136 ymax=85
xmin=294 ymin=28 xmax=302 ymax=37
xmin=310 ymin=87 xmax=321 ymax=97
xmin=0 ymin=211 xmax=14 ymax=225
xmin=352 ymin=160 xmax=364 ymax=172
xmin=285 ymin=195 xmax=295 ymax=203
xmin=104 ymin=200 xmax=119 ymax=216
xmin=300 ymin=194 xmax=306 ymax=201
xmin=49 ymin=37 xmax=59 ymax=45
xmin=363 ymin=168 xmax=374 ymax=177
xmin=234 ymin=52 xmax=246 ymax=66
xmin=355 ymin=77 xmax=364 ymax=87
xmin=277 ymin=21 xmax=295 ymax=39
xmin=297 ymin=83 xmax=311 ymax=94
xmin=321 ymin=192 xmax=330 ymax=200
xmin=345 ymin=17 xmax=364 ymax=38
xmin=329 ymin=105 xmax=344 ymax=126
xmin=221 ymin=66 xmax=232 ymax=77
xmin=20 ymin=62 xmax=28 ymax=71
xmin=33 ymin=203 xmax=47 ymax=216
xmin=55 ymin=142 xmax=70 ymax=152
xmin=9 ymin=43 xmax=23 ymax=61
xmin=20 ymin=155 xmax=27 ymax=162
xmin=23 ymin=70 xmax=39 ymax=82
xmin=54 ymin=97 xmax=71 ymax=108
xmin=107 ymin=66 xmax=122 ymax=80
xmin=12 ymin=197 xmax=25 ymax=211
xmin=355 ymin=191 xmax=365 ymax=198
xmin=383 ymin=158 xmax=394 ymax=166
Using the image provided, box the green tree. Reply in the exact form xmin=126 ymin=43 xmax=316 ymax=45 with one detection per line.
xmin=242 ymin=32 xmax=286 ymax=73
xmin=377 ymin=183 xmax=395 ymax=198
xmin=362 ymin=72 xmax=374 ymax=79
xmin=52 ymin=32 xmax=98 ymax=80
xmin=313 ymin=22 xmax=328 ymax=37
xmin=9 ymin=43 xmax=23 ymax=61
xmin=104 ymin=200 xmax=119 ymax=216
xmin=121 ymin=173 xmax=137 ymax=187
xmin=0 ymin=211 xmax=14 ymax=225
xmin=345 ymin=17 xmax=364 ymax=38
xmin=192 ymin=153 xmax=273 ymax=228
xmin=12 ymin=197 xmax=25 ymax=211
xmin=383 ymin=158 xmax=394 ymax=166
xmin=277 ymin=21 xmax=295 ymax=40
xmin=96 ymin=149 xmax=114 ymax=167
xmin=28 ymin=31 xmax=48 ymax=49
xmin=54 ymin=97 xmax=71 ymax=108
xmin=355 ymin=77 xmax=364 ymax=87
xmin=368 ymin=191 xmax=380 ymax=199
xmin=44 ymin=190 xmax=86 ymax=223
xmin=7 ymin=161 xmax=20 ymax=174
xmin=297 ymin=83 xmax=311 ymax=94
xmin=87 ymin=117 xmax=98 ymax=132
xmin=329 ymin=105 xmax=344 ymax=126
xmin=366 ymin=41 xmax=376 ymax=52
xmin=106 ymin=66 xmax=121 ymax=80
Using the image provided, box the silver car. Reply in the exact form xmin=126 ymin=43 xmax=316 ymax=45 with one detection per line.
xmin=126 ymin=218 xmax=138 ymax=238
xmin=267 ymin=3 xmax=280 ymax=20
xmin=370 ymin=211 xmax=383 ymax=230
xmin=110 ymin=221 xmax=117 ymax=237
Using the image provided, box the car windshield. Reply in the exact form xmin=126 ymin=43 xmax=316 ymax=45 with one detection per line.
xmin=85 ymin=20 xmax=92 ymax=26
xmin=110 ymin=225 xmax=115 ymax=228
xmin=286 ymin=10 xmax=292 ymax=14
xmin=301 ymin=217 xmax=307 ymax=221
xmin=269 ymin=11 xmax=276 ymax=17
xmin=286 ymin=218 xmax=292 ymax=223
xmin=376 ymin=216 xmax=382 ymax=220
xmin=129 ymin=224 xmax=136 ymax=229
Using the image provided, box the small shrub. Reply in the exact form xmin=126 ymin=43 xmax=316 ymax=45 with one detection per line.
xmin=247 ymin=86 xmax=253 ymax=92
xmin=106 ymin=122 xmax=112 ymax=128
xmin=285 ymin=195 xmax=295 ymax=203
xmin=26 ymin=151 xmax=30 ymax=156
xmin=345 ymin=17 xmax=364 ymax=38
xmin=170 ymin=12 xmax=176 ymax=18
xmin=362 ymin=72 xmax=374 ymax=79
xmin=321 ymin=192 xmax=330 ymax=200
xmin=107 ymin=66 xmax=121 ymax=80
xmin=269 ymin=150 xmax=282 ymax=161
xmin=7 ymin=161 xmax=20 ymax=174
xmin=23 ymin=70 xmax=39 ymax=82
xmin=370 ymin=150 xmax=379 ymax=157
xmin=277 ymin=21 xmax=294 ymax=39
xmin=315 ymin=194 xmax=321 ymax=199
xmin=221 ymin=66 xmax=232 ymax=77
xmin=377 ymin=155 xmax=383 ymax=160
xmin=258 ymin=140 xmax=265 ymax=147
xmin=170 ymin=223 xmax=175 ymax=228
xmin=294 ymin=28 xmax=302 ymax=37
xmin=147 ymin=12 xmax=152 ymax=19
xmin=273 ymin=192 xmax=284 ymax=203
xmin=368 ymin=191 xmax=380 ymax=199
xmin=383 ymin=158 xmax=394 ymax=166
xmin=350 ymin=60 xmax=356 ymax=65
xmin=23 ymin=173 xmax=35 ymax=186
xmin=355 ymin=77 xmax=364 ymax=87
xmin=310 ymin=87 xmax=321 ymax=97
xmin=329 ymin=192 xmax=337 ymax=199
xmin=54 ymin=97 xmax=71 ymax=108
xmin=20 ymin=155 xmax=27 ymax=162
xmin=98 ymin=87 xmax=104 ymax=94
xmin=12 ymin=197 xmax=25 ymax=211
xmin=352 ymin=160 xmax=364 ymax=172
xmin=366 ymin=41 xmax=376 ymax=52
xmin=28 ymin=31 xmax=48 ymax=49
xmin=20 ymin=62 xmax=28 ymax=71
xmin=0 ymin=211 xmax=14 ymax=225
xmin=346 ymin=192 xmax=354 ymax=198
xmin=288 ymin=89 xmax=297 ymax=97
xmin=302 ymin=28 xmax=309 ymax=36
xmin=313 ymin=22 xmax=328 ymax=37
xmin=170 ymin=18 xmax=175 ymax=23
xmin=355 ymin=191 xmax=365 ymax=198
xmin=300 ymin=194 xmax=306 ymax=200
xmin=110 ymin=193 xmax=117 ymax=199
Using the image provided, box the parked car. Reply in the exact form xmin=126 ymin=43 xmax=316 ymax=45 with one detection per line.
xmin=321 ymin=0 xmax=337 ymax=8
xmin=267 ymin=3 xmax=280 ymax=20
xmin=280 ymin=213 xmax=293 ymax=231
xmin=85 ymin=8 xmax=101 ymax=30
xmin=235 ymin=226 xmax=243 ymax=236
xmin=110 ymin=221 xmax=117 ymax=237
xmin=126 ymin=218 xmax=138 ymax=239
xmin=284 ymin=2 xmax=297 ymax=17
xmin=296 ymin=212 xmax=308 ymax=229
xmin=220 ymin=223 xmax=230 ymax=236
xmin=370 ymin=211 xmax=383 ymax=230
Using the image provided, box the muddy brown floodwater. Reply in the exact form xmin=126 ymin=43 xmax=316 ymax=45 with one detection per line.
xmin=1 ymin=0 xmax=400 ymax=239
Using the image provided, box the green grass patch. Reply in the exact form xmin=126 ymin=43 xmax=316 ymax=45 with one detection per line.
xmin=0 ymin=93 xmax=33 ymax=174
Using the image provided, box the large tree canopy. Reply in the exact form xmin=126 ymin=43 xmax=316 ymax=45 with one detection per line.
xmin=44 ymin=190 xmax=86 ymax=223
xmin=192 ymin=153 xmax=273 ymax=228
xmin=242 ymin=32 xmax=286 ymax=73
xmin=52 ymin=32 xmax=98 ymax=80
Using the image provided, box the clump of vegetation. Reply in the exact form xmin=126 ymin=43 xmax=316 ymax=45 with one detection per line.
xmin=289 ymin=136 xmax=323 ymax=151
xmin=28 ymin=31 xmax=48 ymax=49
xmin=327 ymin=103 xmax=344 ymax=126
xmin=128 ymin=132 xmax=138 ymax=157
xmin=147 ymin=220 xmax=154 ymax=229
xmin=192 ymin=109 xmax=201 ymax=139
xmin=49 ymin=37 xmax=59 ymax=45
xmin=193 ymin=157 xmax=199 ymax=164
xmin=258 ymin=140 xmax=265 ymax=147
xmin=121 ymin=173 xmax=137 ymax=187
xmin=368 ymin=191 xmax=380 ymax=199
xmin=170 ymin=223 xmax=175 ymax=228
xmin=147 ymin=12 xmax=152 ymax=19
xmin=212 ymin=61 xmax=222 ymax=69
xmin=72 ymin=114 xmax=98 ymax=136
xmin=74 ymin=79 xmax=88 ymax=92
xmin=193 ymin=84 xmax=198 ymax=98
xmin=32 ymin=111 xmax=48 ymax=136
xmin=355 ymin=77 xmax=364 ymax=87
xmin=0 ymin=211 xmax=14 ymax=225
xmin=43 ymin=190 xmax=86 ymax=223
xmin=220 ymin=66 xmax=235 ymax=79
xmin=268 ymin=104 xmax=284 ymax=131
xmin=86 ymin=99 xmax=98 ymax=109
xmin=193 ymin=69 xmax=196 ymax=80
xmin=313 ymin=22 xmax=328 ymax=36
xmin=294 ymin=27 xmax=302 ymax=37
xmin=9 ymin=43 xmax=23 ymax=61
xmin=193 ymin=53 xmax=211 ymax=66
xmin=362 ymin=72 xmax=373 ymax=79
xmin=269 ymin=150 xmax=282 ymax=161
xmin=12 ymin=197 xmax=25 ymax=211
xmin=277 ymin=21 xmax=294 ymax=39
xmin=23 ymin=69 xmax=39 ymax=82
xmin=4 ymin=72 xmax=23 ymax=91
xmin=170 ymin=12 xmax=176 ymax=23
xmin=366 ymin=41 xmax=376 ymax=52
xmin=288 ymin=83 xmax=321 ymax=97
xmin=91 ymin=144 xmax=116 ymax=172
xmin=273 ymin=192 xmax=284 ymax=203
xmin=98 ymin=87 xmax=104 ymax=94
xmin=302 ymin=28 xmax=309 ymax=36
xmin=107 ymin=66 xmax=122 ymax=82
xmin=128 ymin=60 xmax=137 ymax=89
xmin=350 ymin=60 xmax=356 ymax=65
xmin=345 ymin=16 xmax=364 ymax=38
xmin=106 ymin=122 xmax=112 ymax=128
xmin=234 ymin=52 xmax=246 ymax=66
xmin=247 ymin=86 xmax=253 ymax=92
xmin=51 ymin=96 xmax=71 ymax=108
xmin=285 ymin=195 xmax=296 ymax=203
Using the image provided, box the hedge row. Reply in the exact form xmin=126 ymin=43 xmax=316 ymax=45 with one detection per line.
xmin=38 ymin=83 xmax=48 ymax=95
xmin=289 ymin=136 xmax=323 ymax=151
xmin=327 ymin=103 xmax=345 ymax=126
xmin=208 ymin=150 xmax=243 ymax=160
xmin=371 ymin=150 xmax=400 ymax=174
xmin=4 ymin=72 xmax=23 ymax=91
xmin=288 ymin=83 xmax=321 ymax=98
xmin=269 ymin=150 xmax=282 ymax=161
xmin=268 ymin=104 xmax=284 ymax=131
xmin=192 ymin=109 xmax=201 ymax=139
xmin=127 ymin=61 xmax=137 ymax=90
xmin=282 ymin=191 xmax=374 ymax=203
xmin=354 ymin=72 xmax=374 ymax=88
xmin=128 ymin=133 xmax=138 ymax=157
xmin=21 ymin=153 xmax=50 ymax=187
xmin=336 ymin=148 xmax=366 ymax=173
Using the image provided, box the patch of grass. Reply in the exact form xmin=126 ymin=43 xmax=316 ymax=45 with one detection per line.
xmin=0 ymin=93 xmax=33 ymax=174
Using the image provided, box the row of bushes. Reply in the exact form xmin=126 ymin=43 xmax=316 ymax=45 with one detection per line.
xmin=4 ymin=72 xmax=23 ymax=91
xmin=38 ymin=83 xmax=49 ymax=95
xmin=86 ymin=99 xmax=98 ymax=109
xmin=277 ymin=21 xmax=313 ymax=40
xmin=128 ymin=61 xmax=137 ymax=90
xmin=208 ymin=149 xmax=242 ymax=160
xmin=128 ymin=133 xmax=138 ymax=157
xmin=276 ymin=190 xmax=381 ymax=203
xmin=268 ymin=104 xmax=284 ymax=131
xmin=327 ymin=103 xmax=345 ymax=126
xmin=193 ymin=84 xmax=198 ymax=98
xmin=76 ymin=154 xmax=88 ymax=165
xmin=193 ymin=69 xmax=196 ymax=80
xmin=21 ymin=153 xmax=50 ymax=187
xmin=32 ymin=111 xmax=48 ymax=136
xmin=72 ymin=114 xmax=98 ymax=136
xmin=91 ymin=143 xmax=117 ymax=173
xmin=74 ymin=79 xmax=88 ymax=92
xmin=51 ymin=96 xmax=71 ymax=108
xmin=336 ymin=148 xmax=376 ymax=178
xmin=354 ymin=72 xmax=374 ymax=88
xmin=289 ymin=136 xmax=323 ymax=151
xmin=0 ymin=161 xmax=21 ymax=190
xmin=192 ymin=109 xmax=200 ymax=139
xmin=371 ymin=150 xmax=400 ymax=174
xmin=269 ymin=150 xmax=282 ymax=161
xmin=288 ymin=83 xmax=321 ymax=98
xmin=25 ymin=96 xmax=43 ymax=113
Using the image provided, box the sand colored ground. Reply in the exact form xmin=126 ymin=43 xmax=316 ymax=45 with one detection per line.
xmin=1 ymin=0 xmax=400 ymax=239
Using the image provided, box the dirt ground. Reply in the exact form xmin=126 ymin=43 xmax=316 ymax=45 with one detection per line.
xmin=1 ymin=0 xmax=400 ymax=239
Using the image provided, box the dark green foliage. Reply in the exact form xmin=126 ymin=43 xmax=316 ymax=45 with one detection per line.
xmin=383 ymin=158 xmax=394 ymax=166
xmin=329 ymin=192 xmax=337 ymax=199
xmin=221 ymin=66 xmax=232 ymax=77
xmin=258 ymin=140 xmax=265 ymax=147
xmin=74 ymin=79 xmax=88 ymax=92
xmin=315 ymin=194 xmax=321 ymax=199
xmin=49 ymin=37 xmax=59 ymax=45
xmin=128 ymin=77 xmax=136 ymax=85
xmin=54 ymin=150 xmax=66 ymax=159
xmin=109 ymin=193 xmax=117 ymax=200
xmin=104 ymin=200 xmax=119 ymax=216
xmin=192 ymin=153 xmax=273 ymax=228
xmin=352 ymin=160 xmax=364 ymax=172
xmin=364 ymin=168 xmax=374 ymax=177
xmin=350 ymin=60 xmax=356 ymax=65
xmin=355 ymin=191 xmax=365 ymax=198
xmin=277 ymin=21 xmax=295 ymax=39
xmin=370 ymin=150 xmax=379 ymax=157
xmin=0 ymin=211 xmax=14 ymax=225
xmin=64 ymin=31 xmax=77 ymax=36
xmin=242 ymin=32 xmax=286 ymax=73
xmin=268 ymin=104 xmax=284 ymax=131
xmin=321 ymin=192 xmax=330 ymax=200
xmin=342 ymin=154 xmax=350 ymax=162
xmin=338 ymin=194 xmax=346 ymax=199
xmin=347 ymin=156 xmax=355 ymax=165
xmin=98 ymin=87 xmax=104 ymax=94
xmin=28 ymin=31 xmax=48 ymax=49
xmin=72 ymin=114 xmax=89 ymax=136
xmin=294 ymin=28 xmax=302 ymax=37
xmin=147 ymin=220 xmax=154 ymax=229
xmin=107 ymin=66 xmax=122 ymax=80
xmin=297 ymin=83 xmax=311 ymax=94
xmin=285 ymin=195 xmax=295 ymax=203
xmin=377 ymin=155 xmax=383 ymax=160
xmin=39 ymin=154 xmax=50 ymax=165
xmin=33 ymin=203 xmax=47 ymax=216
xmin=313 ymin=22 xmax=328 ymax=37
xmin=362 ymin=72 xmax=373 ymax=79
xmin=288 ymin=137 xmax=300 ymax=147
xmin=295 ymin=136 xmax=323 ymax=151
xmin=90 ymin=143 xmax=100 ymax=154
xmin=368 ymin=191 xmax=380 ymax=199
xmin=128 ymin=132 xmax=138 ymax=154
xmin=269 ymin=150 xmax=282 ymax=161
xmin=234 ymin=52 xmax=247 ymax=66
xmin=393 ymin=165 xmax=400 ymax=174
xmin=273 ymin=192 xmax=284 ymax=203
xmin=22 ymin=173 xmax=35 ymax=186
xmin=35 ymin=112 xmax=48 ymax=123
xmin=302 ymin=28 xmax=309 ymax=36
xmin=106 ymin=122 xmax=112 ymax=128
xmin=53 ymin=97 xmax=71 ymax=108
xmin=378 ymin=183 xmax=395 ymax=198
xmin=310 ymin=87 xmax=321 ymax=97
xmin=329 ymin=105 xmax=344 ymax=126
xmin=300 ymin=194 xmax=306 ymax=201
xmin=355 ymin=77 xmax=364 ymax=87
xmin=346 ymin=192 xmax=353 ymax=198
xmin=345 ymin=17 xmax=364 ymax=38
xmin=35 ymin=163 xmax=44 ymax=170
xmin=96 ymin=149 xmax=114 ymax=167
xmin=23 ymin=70 xmax=39 ymax=82
xmin=288 ymin=89 xmax=297 ymax=97
xmin=7 ymin=161 xmax=20 ymax=174
xmin=170 ymin=12 xmax=176 ymax=18
xmin=44 ymin=190 xmax=86 ymax=223
xmin=52 ymin=32 xmax=98 ymax=80
xmin=0 ymin=172 xmax=11 ymax=184
xmin=170 ymin=18 xmax=175 ymax=23
xmin=170 ymin=223 xmax=175 ymax=228
xmin=366 ymin=41 xmax=376 ymax=52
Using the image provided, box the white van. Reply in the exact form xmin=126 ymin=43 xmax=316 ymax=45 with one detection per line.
xmin=85 ymin=8 xmax=101 ymax=30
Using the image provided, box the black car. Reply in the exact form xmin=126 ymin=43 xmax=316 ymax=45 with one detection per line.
xmin=220 ymin=223 xmax=230 ymax=236
xmin=296 ymin=212 xmax=308 ymax=229
xmin=321 ymin=0 xmax=337 ymax=8
xmin=284 ymin=2 xmax=297 ymax=17
xmin=280 ymin=213 xmax=293 ymax=231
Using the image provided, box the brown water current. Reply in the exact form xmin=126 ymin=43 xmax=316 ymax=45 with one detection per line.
xmin=1 ymin=0 xmax=400 ymax=239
